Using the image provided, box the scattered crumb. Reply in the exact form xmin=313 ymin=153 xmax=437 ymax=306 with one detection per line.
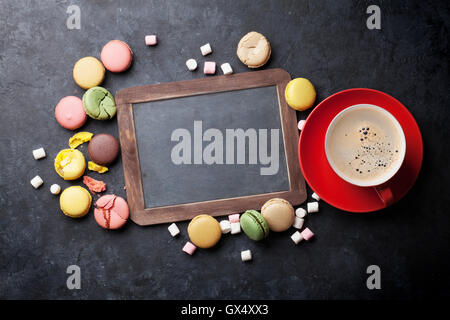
xmin=82 ymin=175 xmax=106 ymax=194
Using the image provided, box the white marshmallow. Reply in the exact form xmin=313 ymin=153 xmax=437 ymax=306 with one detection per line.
xmin=200 ymin=43 xmax=212 ymax=56
xmin=298 ymin=120 xmax=306 ymax=131
xmin=220 ymin=63 xmax=233 ymax=75
xmin=312 ymin=192 xmax=320 ymax=201
xmin=307 ymin=202 xmax=319 ymax=213
xmin=220 ymin=220 xmax=231 ymax=234
xmin=145 ymin=35 xmax=157 ymax=46
xmin=168 ymin=223 xmax=180 ymax=237
xmin=32 ymin=147 xmax=46 ymax=160
xmin=295 ymin=207 xmax=307 ymax=218
xmin=50 ymin=184 xmax=61 ymax=195
xmin=292 ymin=217 xmax=304 ymax=229
xmin=291 ymin=231 xmax=304 ymax=244
xmin=241 ymin=249 xmax=252 ymax=262
xmin=186 ymin=58 xmax=197 ymax=71
xmin=230 ymin=222 xmax=241 ymax=234
xmin=30 ymin=175 xmax=43 ymax=189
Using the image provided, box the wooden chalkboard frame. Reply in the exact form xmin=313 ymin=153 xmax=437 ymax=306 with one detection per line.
xmin=115 ymin=68 xmax=306 ymax=225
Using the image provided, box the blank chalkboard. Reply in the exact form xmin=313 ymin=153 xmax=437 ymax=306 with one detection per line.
xmin=116 ymin=69 xmax=306 ymax=225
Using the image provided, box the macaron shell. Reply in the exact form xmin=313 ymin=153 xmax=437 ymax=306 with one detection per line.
xmin=94 ymin=195 xmax=129 ymax=229
xmin=240 ymin=210 xmax=269 ymax=241
xmin=285 ymin=78 xmax=316 ymax=111
xmin=261 ymin=198 xmax=295 ymax=232
xmin=94 ymin=208 xmax=127 ymax=229
xmin=100 ymin=40 xmax=133 ymax=72
xmin=60 ymin=186 xmax=92 ymax=218
xmin=187 ymin=215 xmax=222 ymax=248
xmin=96 ymin=194 xmax=116 ymax=209
xmin=237 ymin=31 xmax=271 ymax=68
xmin=261 ymin=197 xmax=292 ymax=212
xmin=68 ymin=131 xmax=93 ymax=149
xmin=54 ymin=148 xmax=86 ymax=180
xmin=88 ymin=161 xmax=108 ymax=173
xmin=82 ymin=87 xmax=116 ymax=120
xmin=73 ymin=56 xmax=105 ymax=89
xmin=88 ymin=133 xmax=120 ymax=165
xmin=111 ymin=197 xmax=129 ymax=221
xmin=55 ymin=96 xmax=87 ymax=130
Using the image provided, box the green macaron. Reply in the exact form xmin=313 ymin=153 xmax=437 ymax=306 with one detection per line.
xmin=240 ymin=210 xmax=269 ymax=241
xmin=82 ymin=86 xmax=116 ymax=120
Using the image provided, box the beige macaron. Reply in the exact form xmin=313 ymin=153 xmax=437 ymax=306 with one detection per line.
xmin=261 ymin=198 xmax=295 ymax=232
xmin=237 ymin=31 xmax=271 ymax=68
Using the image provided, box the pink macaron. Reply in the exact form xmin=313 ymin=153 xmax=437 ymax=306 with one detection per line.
xmin=94 ymin=194 xmax=129 ymax=229
xmin=55 ymin=96 xmax=87 ymax=130
xmin=100 ymin=40 xmax=133 ymax=72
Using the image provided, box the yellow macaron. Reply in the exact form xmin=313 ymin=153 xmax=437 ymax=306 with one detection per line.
xmin=187 ymin=214 xmax=222 ymax=249
xmin=73 ymin=56 xmax=105 ymax=89
xmin=59 ymin=186 xmax=92 ymax=218
xmin=285 ymin=78 xmax=316 ymax=111
xmin=54 ymin=149 xmax=86 ymax=180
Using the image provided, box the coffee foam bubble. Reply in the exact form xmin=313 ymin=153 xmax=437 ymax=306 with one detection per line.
xmin=347 ymin=123 xmax=400 ymax=178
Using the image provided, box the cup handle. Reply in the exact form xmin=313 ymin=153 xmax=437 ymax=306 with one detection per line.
xmin=374 ymin=185 xmax=394 ymax=207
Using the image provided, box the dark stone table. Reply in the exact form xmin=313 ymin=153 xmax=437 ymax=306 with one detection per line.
xmin=0 ymin=0 xmax=448 ymax=299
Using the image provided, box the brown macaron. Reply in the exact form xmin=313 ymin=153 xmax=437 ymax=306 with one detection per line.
xmin=88 ymin=133 xmax=120 ymax=166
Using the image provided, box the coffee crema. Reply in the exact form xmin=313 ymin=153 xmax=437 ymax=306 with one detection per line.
xmin=326 ymin=106 xmax=404 ymax=185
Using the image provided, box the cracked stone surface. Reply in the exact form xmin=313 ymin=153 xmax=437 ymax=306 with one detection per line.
xmin=0 ymin=0 xmax=449 ymax=299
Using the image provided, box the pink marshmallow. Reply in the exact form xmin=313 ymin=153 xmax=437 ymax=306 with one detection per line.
xmin=228 ymin=214 xmax=240 ymax=223
xmin=301 ymin=227 xmax=314 ymax=241
xmin=145 ymin=35 xmax=157 ymax=46
xmin=182 ymin=242 xmax=197 ymax=255
xmin=203 ymin=61 xmax=216 ymax=74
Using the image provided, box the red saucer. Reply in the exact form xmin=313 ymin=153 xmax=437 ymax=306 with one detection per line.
xmin=298 ymin=88 xmax=423 ymax=212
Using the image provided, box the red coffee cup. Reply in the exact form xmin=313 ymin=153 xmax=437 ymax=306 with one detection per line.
xmin=325 ymin=104 xmax=406 ymax=206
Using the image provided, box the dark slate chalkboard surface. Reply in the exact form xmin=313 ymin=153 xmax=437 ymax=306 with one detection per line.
xmin=133 ymin=86 xmax=289 ymax=208
xmin=0 ymin=0 xmax=449 ymax=299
